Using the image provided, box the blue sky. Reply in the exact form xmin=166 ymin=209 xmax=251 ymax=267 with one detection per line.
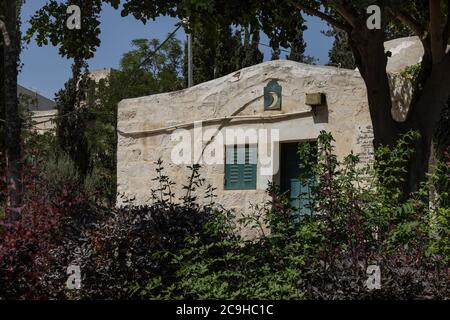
xmin=19 ymin=1 xmax=333 ymax=100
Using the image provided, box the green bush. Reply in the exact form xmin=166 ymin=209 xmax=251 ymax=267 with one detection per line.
xmin=37 ymin=152 xmax=109 ymax=203
xmin=133 ymin=131 xmax=449 ymax=300
xmin=1 ymin=132 xmax=448 ymax=299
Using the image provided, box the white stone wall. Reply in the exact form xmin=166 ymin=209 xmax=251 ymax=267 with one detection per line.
xmin=117 ymin=60 xmax=373 ymax=217
xmin=88 ymin=68 xmax=114 ymax=83
xmin=31 ymin=110 xmax=58 ymax=133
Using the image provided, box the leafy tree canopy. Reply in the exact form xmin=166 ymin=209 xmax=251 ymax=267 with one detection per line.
xmin=26 ymin=0 xmax=450 ymax=195
xmin=26 ymin=0 xmax=307 ymax=61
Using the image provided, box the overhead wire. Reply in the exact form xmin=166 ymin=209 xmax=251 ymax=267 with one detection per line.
xmin=1 ymin=23 xmax=294 ymax=128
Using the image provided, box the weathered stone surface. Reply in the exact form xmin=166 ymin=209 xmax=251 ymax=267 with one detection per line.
xmin=384 ymin=37 xmax=424 ymax=74
xmin=88 ymin=68 xmax=115 ymax=83
xmin=117 ymin=38 xmax=423 ymax=214
xmin=31 ymin=110 xmax=58 ymax=132
xmin=117 ymin=60 xmax=369 ymax=211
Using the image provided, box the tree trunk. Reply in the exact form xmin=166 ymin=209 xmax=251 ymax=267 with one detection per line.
xmin=349 ymin=27 xmax=402 ymax=147
xmin=0 ymin=41 xmax=5 ymax=201
xmin=2 ymin=0 xmax=22 ymax=217
xmin=404 ymin=52 xmax=450 ymax=193
xmin=0 ymin=41 xmax=4 ymax=149
xmin=349 ymin=26 xmax=450 ymax=196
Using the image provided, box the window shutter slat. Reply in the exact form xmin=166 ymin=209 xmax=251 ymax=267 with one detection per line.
xmin=225 ymin=145 xmax=257 ymax=190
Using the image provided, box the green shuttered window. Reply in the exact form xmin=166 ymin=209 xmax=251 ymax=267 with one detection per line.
xmin=225 ymin=145 xmax=257 ymax=190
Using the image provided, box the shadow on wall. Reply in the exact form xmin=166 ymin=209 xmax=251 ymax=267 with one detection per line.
xmin=312 ymin=105 xmax=328 ymax=124
xmin=312 ymin=94 xmax=328 ymax=124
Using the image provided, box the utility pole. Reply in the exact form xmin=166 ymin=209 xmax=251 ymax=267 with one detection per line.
xmin=182 ymin=18 xmax=193 ymax=88
xmin=187 ymin=32 xmax=193 ymax=88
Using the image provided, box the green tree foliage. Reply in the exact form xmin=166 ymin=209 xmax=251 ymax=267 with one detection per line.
xmin=434 ymin=101 xmax=450 ymax=161
xmin=26 ymin=0 xmax=121 ymax=61
xmin=326 ymin=25 xmax=412 ymax=70
xmin=325 ymin=28 xmax=356 ymax=69
xmin=238 ymin=26 xmax=264 ymax=69
xmin=185 ymin=24 xmax=264 ymax=85
xmin=3 ymin=132 xmax=447 ymax=299
xmin=121 ymin=37 xmax=184 ymax=92
xmin=24 ymin=35 xmax=184 ymax=206
xmin=55 ymin=60 xmax=92 ymax=177
xmin=285 ymin=15 xmax=310 ymax=63
xmin=27 ymin=0 xmax=305 ymax=82
xmin=270 ymin=47 xmax=281 ymax=61
xmin=132 ymin=132 xmax=448 ymax=300
xmin=26 ymin=0 xmax=450 ymax=196
xmin=85 ymin=37 xmax=184 ymax=204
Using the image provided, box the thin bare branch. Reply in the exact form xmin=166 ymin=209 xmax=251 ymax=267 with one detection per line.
xmin=328 ymin=2 xmax=358 ymax=28
xmin=289 ymin=0 xmax=351 ymax=33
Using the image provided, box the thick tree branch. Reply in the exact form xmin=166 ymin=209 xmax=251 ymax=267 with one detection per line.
xmin=407 ymin=51 xmax=450 ymax=132
xmin=430 ymin=0 xmax=445 ymax=63
xmin=328 ymin=2 xmax=358 ymax=28
xmin=442 ymin=1 xmax=450 ymax=48
xmin=395 ymin=11 xmax=432 ymax=64
xmin=0 ymin=19 xmax=11 ymax=47
xmin=396 ymin=12 xmax=427 ymax=39
xmin=289 ymin=0 xmax=351 ymax=33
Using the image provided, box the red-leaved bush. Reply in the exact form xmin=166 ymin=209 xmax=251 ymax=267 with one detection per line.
xmin=0 ymin=158 xmax=93 ymax=299
xmin=0 ymin=157 xmax=216 ymax=300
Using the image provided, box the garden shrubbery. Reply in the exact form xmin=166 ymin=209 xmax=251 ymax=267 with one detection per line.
xmin=0 ymin=132 xmax=448 ymax=299
xmin=132 ymin=131 xmax=448 ymax=300
xmin=0 ymin=157 xmax=218 ymax=299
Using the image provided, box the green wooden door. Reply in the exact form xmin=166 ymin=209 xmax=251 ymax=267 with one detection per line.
xmin=280 ymin=143 xmax=315 ymax=218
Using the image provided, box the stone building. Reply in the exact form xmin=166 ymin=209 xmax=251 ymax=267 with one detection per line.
xmin=17 ymin=85 xmax=58 ymax=132
xmin=88 ymin=68 xmax=115 ymax=83
xmin=18 ymin=85 xmax=56 ymax=111
xmin=23 ymin=68 xmax=116 ymax=133
xmin=116 ymin=37 xmax=422 ymax=216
